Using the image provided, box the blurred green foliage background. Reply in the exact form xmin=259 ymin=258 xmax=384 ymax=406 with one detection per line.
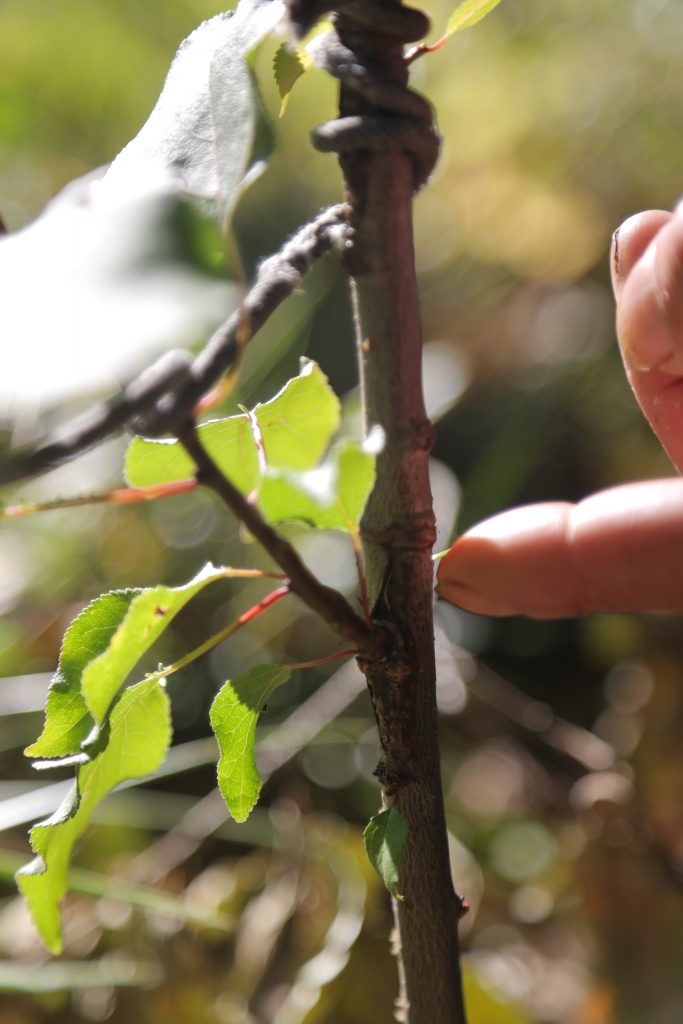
xmin=2 ymin=0 xmax=683 ymax=1022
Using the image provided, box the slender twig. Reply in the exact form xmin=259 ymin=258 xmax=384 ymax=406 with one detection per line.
xmin=147 ymin=585 xmax=291 ymax=687
xmin=176 ymin=421 xmax=389 ymax=660
xmin=289 ymin=648 xmax=358 ymax=670
xmin=404 ymin=36 xmax=448 ymax=64
xmin=1 ymin=479 xmax=197 ymax=518
xmin=1 ymin=205 xmax=349 ymax=487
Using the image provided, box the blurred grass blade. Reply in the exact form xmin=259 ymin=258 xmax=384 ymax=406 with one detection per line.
xmin=0 ymin=959 xmax=164 ymax=993
xmin=0 ymin=738 xmax=219 ymax=832
xmin=273 ymin=841 xmax=366 ymax=1024
xmin=0 ymin=849 xmax=232 ymax=931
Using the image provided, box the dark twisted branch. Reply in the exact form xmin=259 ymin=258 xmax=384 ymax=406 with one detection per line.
xmin=308 ymin=23 xmax=440 ymax=196
xmin=1 ymin=204 xmax=350 ymax=486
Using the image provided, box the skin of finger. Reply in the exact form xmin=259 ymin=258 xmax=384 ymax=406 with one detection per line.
xmin=617 ymin=215 xmax=683 ymax=374
xmin=622 ymin=365 xmax=683 ymax=473
xmin=436 ymin=480 xmax=683 ymax=618
xmin=651 ymin=214 xmax=683 ymax=373
xmin=437 ymin=503 xmax=577 ymax=619
xmin=437 ymin=211 xmax=683 ymax=620
xmin=613 ymin=211 xmax=683 ymax=471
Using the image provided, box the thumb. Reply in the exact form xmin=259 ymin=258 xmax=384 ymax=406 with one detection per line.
xmin=613 ymin=209 xmax=683 ymax=473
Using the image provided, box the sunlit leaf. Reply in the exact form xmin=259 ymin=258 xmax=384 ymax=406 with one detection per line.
xmin=445 ymin=0 xmax=503 ymax=38
xmin=0 ymin=0 xmax=285 ymax=409
xmin=333 ymin=439 xmax=378 ymax=526
xmin=363 ymin=808 xmax=409 ymax=897
xmin=0 ymin=178 xmax=232 ymax=408
xmin=210 ymin=664 xmax=291 ymax=822
xmin=104 ymin=0 xmax=285 ymax=226
xmin=255 ymin=359 xmax=340 ymax=470
xmin=17 ymin=678 xmax=172 ymax=953
xmin=25 ymin=591 xmax=134 ymax=760
xmin=124 ymin=359 xmax=339 ymax=487
xmin=273 ymin=44 xmax=307 ymax=115
xmin=272 ymin=19 xmax=332 ymax=115
xmin=125 ymin=417 xmax=260 ymax=490
xmin=258 ymin=439 xmax=376 ymax=532
xmin=27 ymin=564 xmax=238 ymax=760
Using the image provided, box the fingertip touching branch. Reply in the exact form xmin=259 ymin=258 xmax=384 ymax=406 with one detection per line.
xmin=175 ymin=420 xmax=390 ymax=661
xmin=1 ymin=205 xmax=350 ymax=487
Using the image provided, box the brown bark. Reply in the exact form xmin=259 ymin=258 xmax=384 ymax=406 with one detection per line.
xmin=332 ymin=8 xmax=469 ymax=1022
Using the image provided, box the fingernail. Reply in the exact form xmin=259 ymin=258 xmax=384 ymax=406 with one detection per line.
xmin=610 ymin=228 xmax=621 ymax=297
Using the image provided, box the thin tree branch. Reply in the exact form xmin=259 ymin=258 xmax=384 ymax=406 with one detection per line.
xmin=1 ymin=205 xmax=349 ymax=486
xmin=1 ymin=478 xmax=198 ymax=519
xmin=298 ymin=0 xmax=466 ymax=1019
xmin=175 ymin=421 xmax=390 ymax=660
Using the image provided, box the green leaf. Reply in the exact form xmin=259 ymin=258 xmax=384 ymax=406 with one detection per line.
xmin=0 ymin=0 xmax=286 ymax=409
xmin=210 ymin=664 xmax=291 ymax=822
xmin=333 ymin=440 xmax=378 ymax=526
xmin=27 ymin=564 xmax=235 ymax=760
xmin=17 ymin=678 xmax=172 ymax=953
xmin=255 ymin=359 xmax=340 ymax=471
xmin=272 ymin=19 xmax=334 ymax=115
xmin=125 ymin=417 xmax=260 ymax=490
xmin=273 ymin=44 xmax=307 ymax=114
xmin=445 ymin=0 xmax=503 ymax=38
xmin=124 ymin=359 xmax=339 ymax=488
xmin=258 ymin=439 xmax=376 ymax=532
xmin=363 ymin=809 xmax=409 ymax=897
xmin=104 ymin=0 xmax=285 ymax=226
xmin=0 ymin=181 xmax=231 ymax=409
xmin=25 ymin=591 xmax=133 ymax=760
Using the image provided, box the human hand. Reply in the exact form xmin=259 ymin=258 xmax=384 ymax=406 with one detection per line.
xmin=437 ymin=209 xmax=683 ymax=617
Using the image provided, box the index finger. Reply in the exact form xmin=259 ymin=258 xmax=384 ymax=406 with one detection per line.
xmin=436 ymin=479 xmax=683 ymax=618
